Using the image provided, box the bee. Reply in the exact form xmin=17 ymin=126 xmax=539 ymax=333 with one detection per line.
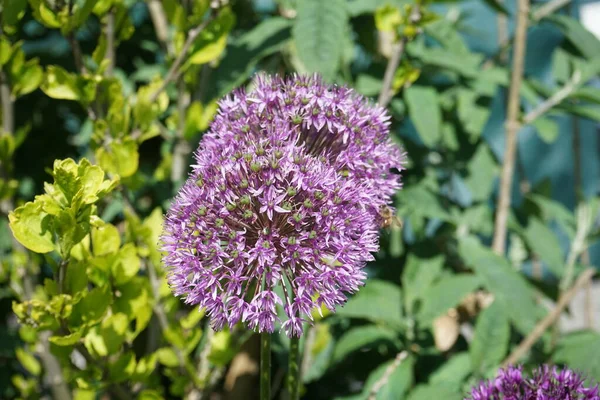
xmin=379 ymin=205 xmax=403 ymax=230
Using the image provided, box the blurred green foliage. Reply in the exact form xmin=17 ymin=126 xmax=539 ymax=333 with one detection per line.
xmin=1 ymin=0 xmax=600 ymax=399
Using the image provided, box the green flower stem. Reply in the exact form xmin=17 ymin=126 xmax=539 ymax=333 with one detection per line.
xmin=287 ymin=336 xmax=300 ymax=400
xmin=260 ymin=331 xmax=271 ymax=400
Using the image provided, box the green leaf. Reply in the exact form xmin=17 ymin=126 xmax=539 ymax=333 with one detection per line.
xmin=70 ymin=285 xmax=112 ymax=326
xmin=459 ymin=236 xmax=541 ymax=335
xmin=402 ymin=255 xmax=444 ymax=315
xmin=111 ymin=243 xmax=141 ymax=285
xmin=108 ymin=351 xmax=136 ymax=383
xmin=293 ymin=0 xmax=349 ymax=80
xmin=49 ymin=331 xmax=82 ymax=346
xmin=101 ymin=313 xmax=129 ymax=354
xmin=398 ymin=186 xmax=453 ymax=221
xmin=138 ymin=390 xmax=165 ymax=400
xmin=410 ymin=43 xmax=481 ymax=78
xmin=16 ymin=348 xmax=41 ymax=376
xmin=406 ymin=383 xmax=461 ymax=400
xmin=361 ymin=355 xmax=414 ymax=400
xmin=404 ymin=86 xmax=441 ymax=147
xmin=96 ymin=139 xmax=139 ymax=178
xmin=156 ymin=347 xmax=180 ymax=367
xmin=464 ymin=144 xmax=498 ymax=202
xmin=561 ymin=104 xmax=600 ymax=122
xmin=429 ymin=352 xmax=472 ymax=387
xmin=547 ymin=15 xmax=600 ymax=59
xmin=333 ymin=326 xmax=398 ymax=364
xmin=470 ymin=301 xmax=510 ymax=375
xmin=457 ymin=90 xmax=491 ymax=141
xmin=523 ymin=218 xmax=564 ymax=278
xmin=91 ymin=222 xmax=120 ymax=256
xmin=337 ymin=280 xmax=403 ymax=329
xmin=8 ymin=201 xmax=54 ymax=253
xmin=212 ymin=17 xmax=291 ymax=97
xmin=41 ymin=65 xmax=79 ymax=100
xmin=553 ymin=331 xmax=600 ymax=381
xmin=374 ymin=4 xmax=402 ymax=32
xmin=185 ymin=7 xmax=235 ymax=67
xmin=418 ymin=275 xmax=481 ymax=325
xmin=532 ymin=117 xmax=559 ymax=143
xmin=2 ymin=0 xmax=28 ymax=29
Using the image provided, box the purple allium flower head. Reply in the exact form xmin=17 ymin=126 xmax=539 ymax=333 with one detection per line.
xmin=467 ymin=365 xmax=600 ymax=400
xmin=161 ymin=74 xmax=404 ymax=337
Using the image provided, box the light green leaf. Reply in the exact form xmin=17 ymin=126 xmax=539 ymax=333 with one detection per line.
xmin=459 ymin=236 xmax=541 ymax=335
xmin=553 ymin=331 xmax=600 ymax=381
xmin=49 ymin=331 xmax=82 ymax=346
xmin=457 ymin=90 xmax=491 ymax=141
xmin=186 ymin=8 xmax=235 ymax=67
xmin=16 ymin=348 xmax=41 ymax=376
xmin=374 ymin=4 xmax=402 ymax=32
xmin=402 ymin=255 xmax=444 ymax=315
xmin=547 ymin=15 xmax=600 ymax=59
xmin=101 ymin=313 xmax=129 ymax=354
xmin=532 ymin=117 xmax=559 ymax=143
xmin=8 ymin=201 xmax=54 ymax=253
xmin=156 ymin=347 xmax=179 ymax=367
xmin=523 ymin=218 xmax=564 ymax=278
xmin=404 ymin=86 xmax=441 ymax=147
xmin=96 ymin=139 xmax=139 ymax=178
xmin=337 ymin=280 xmax=403 ymax=329
xmin=406 ymin=383 xmax=461 ymax=400
xmin=418 ymin=275 xmax=481 ymax=325
xmin=470 ymin=301 xmax=510 ymax=375
xmin=464 ymin=144 xmax=498 ymax=202
xmin=111 ymin=243 xmax=140 ymax=285
xmin=91 ymin=222 xmax=120 ymax=256
xmin=41 ymin=65 xmax=79 ymax=100
xmin=361 ymin=355 xmax=414 ymax=400
xmin=398 ymin=186 xmax=453 ymax=221
xmin=429 ymin=352 xmax=472 ymax=387
xmin=293 ymin=0 xmax=348 ymax=80
xmin=333 ymin=326 xmax=398 ymax=364
xmin=108 ymin=351 xmax=136 ymax=383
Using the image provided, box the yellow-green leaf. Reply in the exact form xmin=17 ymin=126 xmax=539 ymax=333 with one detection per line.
xmin=375 ymin=4 xmax=402 ymax=32
xmin=111 ymin=243 xmax=140 ymax=285
xmin=16 ymin=348 xmax=41 ymax=376
xmin=8 ymin=201 xmax=55 ymax=253
xmin=91 ymin=222 xmax=120 ymax=256
xmin=95 ymin=139 xmax=139 ymax=178
xmin=49 ymin=331 xmax=82 ymax=346
xmin=41 ymin=65 xmax=79 ymax=100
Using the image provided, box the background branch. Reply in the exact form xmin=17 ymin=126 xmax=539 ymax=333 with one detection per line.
xmin=368 ymin=351 xmax=408 ymax=400
xmin=492 ymin=0 xmax=530 ymax=255
xmin=502 ymin=268 xmax=596 ymax=366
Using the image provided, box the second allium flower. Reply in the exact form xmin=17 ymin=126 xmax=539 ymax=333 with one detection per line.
xmin=161 ymin=75 xmax=404 ymax=337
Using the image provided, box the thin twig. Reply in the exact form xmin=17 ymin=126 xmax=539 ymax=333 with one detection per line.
xmin=105 ymin=8 xmax=116 ymax=76
xmin=68 ymin=33 xmax=87 ymax=74
xmin=492 ymin=0 xmax=530 ymax=255
xmin=522 ymin=70 xmax=581 ymax=125
xmin=532 ymin=0 xmax=572 ymax=21
xmin=0 ymin=69 xmax=13 ymax=136
xmin=147 ymin=0 xmax=174 ymax=55
xmin=368 ymin=351 xmax=408 ymax=400
xmin=148 ymin=13 xmax=216 ymax=103
xmin=377 ymin=39 xmax=407 ymax=108
xmin=496 ymin=1 xmax=508 ymax=63
xmin=502 ymin=268 xmax=596 ymax=366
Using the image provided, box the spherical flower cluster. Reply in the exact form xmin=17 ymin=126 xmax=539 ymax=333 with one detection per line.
xmin=467 ymin=365 xmax=600 ymax=400
xmin=161 ymin=74 xmax=404 ymax=337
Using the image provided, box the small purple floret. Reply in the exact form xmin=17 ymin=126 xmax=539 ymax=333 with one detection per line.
xmin=161 ymin=74 xmax=404 ymax=337
xmin=467 ymin=365 xmax=600 ymax=400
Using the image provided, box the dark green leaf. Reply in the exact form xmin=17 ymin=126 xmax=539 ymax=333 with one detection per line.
xmin=418 ymin=275 xmax=481 ymax=325
xmin=523 ymin=218 xmax=564 ymax=278
xmin=470 ymin=301 xmax=510 ymax=375
xmin=333 ymin=326 xmax=398 ymax=364
xmin=404 ymin=86 xmax=441 ymax=147
xmin=553 ymin=331 xmax=600 ymax=381
xmin=337 ymin=280 xmax=403 ymax=329
xmin=293 ymin=0 xmax=349 ymax=80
